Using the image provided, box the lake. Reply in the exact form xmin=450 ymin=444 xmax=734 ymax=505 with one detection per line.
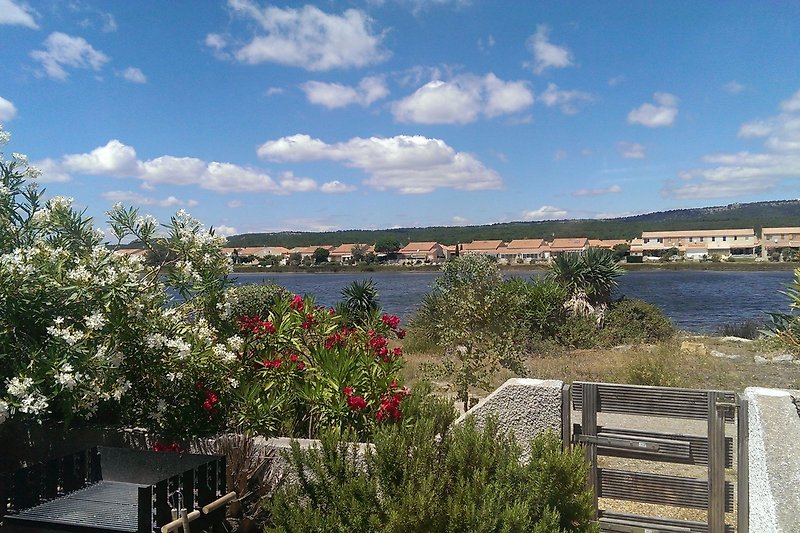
xmin=231 ymin=269 xmax=796 ymax=334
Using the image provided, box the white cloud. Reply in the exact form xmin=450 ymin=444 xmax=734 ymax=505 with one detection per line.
xmin=30 ymin=32 xmax=109 ymax=80
xmin=781 ymin=89 xmax=800 ymax=113
xmin=212 ymin=1 xmax=389 ymax=71
xmin=45 ymin=140 xmax=322 ymax=195
xmin=321 ymin=180 xmax=356 ymax=193
xmin=521 ymin=205 xmax=568 ymax=221
xmin=724 ymin=81 xmax=746 ymax=94
xmin=31 ymin=158 xmax=72 ymax=183
xmin=100 ymin=190 xmax=195 ymax=207
xmin=0 ymin=96 xmax=17 ymax=121
xmin=0 ymin=0 xmax=38 ymax=28
xmin=539 ymin=83 xmax=593 ymax=115
xmin=391 ymin=73 xmax=532 ymax=124
xmin=553 ymin=149 xmax=567 ymax=161
xmin=608 ymin=75 xmax=624 ymax=87
xmin=63 ymin=140 xmax=139 ymax=177
xmin=258 ymin=133 xmax=503 ymax=194
xmin=119 ymin=67 xmax=146 ymax=84
xmin=215 ymin=224 xmax=239 ymax=237
xmin=279 ymin=171 xmax=317 ymax=192
xmin=617 ymin=141 xmax=646 ymax=159
xmin=452 ymin=215 xmax=469 ymax=225
xmin=665 ymin=89 xmax=800 ymax=199
xmin=627 ymin=92 xmax=679 ymax=127
xmin=526 ymin=25 xmax=574 ymax=75
xmin=265 ymin=86 xmax=284 ymax=96
xmin=227 ymin=200 xmax=243 ymax=208
xmin=301 ymin=75 xmax=388 ymax=108
xmin=571 ymin=184 xmax=622 ymax=197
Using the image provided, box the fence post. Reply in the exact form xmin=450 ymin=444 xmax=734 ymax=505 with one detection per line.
xmin=708 ymin=392 xmax=726 ymax=533
xmin=737 ymin=395 xmax=749 ymax=533
xmin=561 ymin=383 xmax=571 ymax=451
xmin=581 ymin=383 xmax=598 ymax=516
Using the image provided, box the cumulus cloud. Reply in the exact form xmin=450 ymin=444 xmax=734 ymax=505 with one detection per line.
xmin=526 ymin=25 xmax=574 ymax=75
xmin=119 ymin=67 xmax=147 ymax=83
xmin=30 ymin=32 xmax=110 ymax=80
xmin=627 ymin=92 xmax=679 ymax=127
xmin=391 ymin=73 xmax=532 ymax=124
xmin=452 ymin=215 xmax=469 ymax=225
xmin=40 ymin=140 xmax=328 ymax=195
xmin=258 ymin=133 xmax=503 ymax=194
xmin=521 ymin=205 xmax=568 ymax=221
xmin=100 ymin=190 xmax=196 ymax=207
xmin=617 ymin=141 xmax=646 ymax=159
xmin=31 ymin=158 xmax=72 ymax=183
xmin=0 ymin=96 xmax=17 ymax=121
xmin=321 ymin=180 xmax=357 ymax=193
xmin=301 ymin=76 xmax=388 ymax=108
xmin=538 ymin=83 xmax=593 ymax=115
xmin=571 ymin=184 xmax=622 ymax=197
xmin=0 ymin=0 xmax=38 ymax=28
xmin=227 ymin=200 xmax=243 ymax=208
xmin=63 ymin=140 xmax=139 ymax=177
xmin=209 ymin=1 xmax=388 ymax=71
xmin=278 ymin=171 xmax=318 ymax=192
xmin=664 ymin=89 xmax=800 ymax=199
xmin=215 ymin=224 xmax=239 ymax=237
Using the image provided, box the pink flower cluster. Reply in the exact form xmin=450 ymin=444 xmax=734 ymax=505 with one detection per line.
xmin=343 ymin=386 xmax=367 ymax=411
xmin=238 ymin=315 xmax=276 ymax=335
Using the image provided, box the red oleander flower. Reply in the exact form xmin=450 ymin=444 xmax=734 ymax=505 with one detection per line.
xmin=381 ymin=314 xmax=401 ymax=329
xmin=325 ymin=333 xmax=343 ymax=349
xmin=153 ymin=440 xmax=184 ymax=453
xmin=343 ymin=386 xmax=353 ymax=397
xmin=291 ymin=295 xmax=304 ymax=311
xmin=347 ymin=395 xmax=367 ymax=411
xmin=297 ymin=362 xmax=305 ymax=370
xmin=290 ymin=354 xmax=299 ymax=362
xmin=397 ymin=328 xmax=406 ymax=339
xmin=393 ymin=347 xmax=403 ymax=357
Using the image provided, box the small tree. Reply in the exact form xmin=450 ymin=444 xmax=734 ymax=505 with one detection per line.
xmin=313 ymin=247 xmax=329 ymax=264
xmin=351 ymin=244 xmax=368 ymax=264
xmin=375 ymin=236 xmax=402 ymax=259
xmin=288 ymin=252 xmax=302 ymax=266
xmin=427 ymin=255 xmax=524 ymax=410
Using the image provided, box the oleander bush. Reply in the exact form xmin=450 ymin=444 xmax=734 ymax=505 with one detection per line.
xmin=265 ymin=390 xmax=596 ymax=533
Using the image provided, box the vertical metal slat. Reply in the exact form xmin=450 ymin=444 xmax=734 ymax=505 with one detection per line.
xmin=582 ymin=382 xmax=599 ymax=516
xmin=708 ymin=392 xmax=726 ymax=533
xmin=562 ymin=383 xmax=572 ymax=451
xmin=737 ymin=396 xmax=749 ymax=533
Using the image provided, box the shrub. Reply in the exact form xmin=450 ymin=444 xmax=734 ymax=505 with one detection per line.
xmin=622 ymin=346 xmax=682 ymax=387
xmin=507 ymin=277 xmax=568 ymax=341
xmin=265 ymin=394 xmax=596 ymax=533
xmin=718 ymin=320 xmax=762 ymax=340
xmin=216 ymin=283 xmax=290 ymax=334
xmin=555 ymin=315 xmax=599 ymax=349
xmin=601 ymin=298 xmax=674 ymax=345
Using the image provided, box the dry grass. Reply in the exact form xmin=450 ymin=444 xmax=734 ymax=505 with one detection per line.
xmin=401 ymin=334 xmax=800 ymax=395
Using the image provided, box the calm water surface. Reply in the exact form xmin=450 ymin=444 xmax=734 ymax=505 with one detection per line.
xmin=232 ymin=270 xmax=795 ymax=333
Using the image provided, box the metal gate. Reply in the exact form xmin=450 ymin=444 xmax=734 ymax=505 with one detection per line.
xmin=568 ymin=382 xmax=749 ymax=533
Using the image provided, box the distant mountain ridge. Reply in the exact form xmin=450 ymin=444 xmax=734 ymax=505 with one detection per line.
xmin=224 ymin=199 xmax=800 ymax=248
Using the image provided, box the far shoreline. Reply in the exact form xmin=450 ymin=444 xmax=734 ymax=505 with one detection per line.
xmin=232 ymin=260 xmax=800 ymax=275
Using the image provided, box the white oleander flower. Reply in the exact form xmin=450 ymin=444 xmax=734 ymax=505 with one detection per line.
xmin=0 ymin=400 xmax=9 ymax=424
xmin=227 ymin=335 xmax=243 ymax=351
xmin=7 ymin=376 xmax=32 ymax=398
xmin=85 ymin=312 xmax=106 ymax=331
xmin=12 ymin=152 xmax=28 ymax=166
xmin=49 ymin=196 xmax=74 ymax=209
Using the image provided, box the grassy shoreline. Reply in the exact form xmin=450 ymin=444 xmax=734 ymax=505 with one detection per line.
xmin=233 ymin=261 xmax=800 ymax=274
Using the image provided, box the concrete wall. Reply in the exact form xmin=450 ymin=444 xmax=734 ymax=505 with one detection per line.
xmin=456 ymin=378 xmax=564 ymax=455
xmin=745 ymin=386 xmax=800 ymax=533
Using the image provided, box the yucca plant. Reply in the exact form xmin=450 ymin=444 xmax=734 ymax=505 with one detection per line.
xmin=337 ymin=279 xmax=381 ymax=328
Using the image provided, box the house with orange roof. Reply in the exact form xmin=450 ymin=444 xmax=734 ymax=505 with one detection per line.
xmin=548 ymin=237 xmax=589 ymax=257
xmin=761 ymin=227 xmax=800 ymax=259
xmin=588 ymin=239 xmax=628 ymax=250
xmin=461 ymin=240 xmax=505 ymax=259
xmin=499 ymin=239 xmax=550 ymax=263
xmin=399 ymin=241 xmax=447 ymax=264
xmin=329 ymin=243 xmax=370 ymax=263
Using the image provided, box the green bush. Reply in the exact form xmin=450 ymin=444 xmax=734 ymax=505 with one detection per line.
xmin=601 ymin=298 xmax=674 ymax=345
xmin=556 ymin=315 xmax=600 ymax=349
xmin=621 ymin=346 xmax=682 ymax=387
xmin=217 ymin=283 xmax=290 ymax=334
xmin=265 ymin=391 xmax=596 ymax=533
xmin=507 ymin=277 xmax=568 ymax=341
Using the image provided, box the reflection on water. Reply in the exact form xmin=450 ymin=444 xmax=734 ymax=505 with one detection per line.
xmin=232 ymin=269 xmax=795 ymax=334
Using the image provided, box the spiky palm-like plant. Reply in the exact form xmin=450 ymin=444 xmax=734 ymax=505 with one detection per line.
xmin=338 ymin=279 xmax=381 ymax=327
xmin=548 ymin=248 xmax=623 ymax=318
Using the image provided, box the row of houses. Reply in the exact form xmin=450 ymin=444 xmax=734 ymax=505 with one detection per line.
xmin=631 ymin=226 xmax=800 ymax=260
xmin=114 ymin=226 xmax=800 ymax=264
xmin=219 ymin=237 xmax=628 ymax=265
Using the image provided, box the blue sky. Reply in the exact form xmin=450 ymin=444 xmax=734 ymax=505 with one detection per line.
xmin=2 ymin=1 xmax=800 ymax=237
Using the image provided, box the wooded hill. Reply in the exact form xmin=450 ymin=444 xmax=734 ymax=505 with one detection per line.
xmin=224 ymin=199 xmax=800 ymax=248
